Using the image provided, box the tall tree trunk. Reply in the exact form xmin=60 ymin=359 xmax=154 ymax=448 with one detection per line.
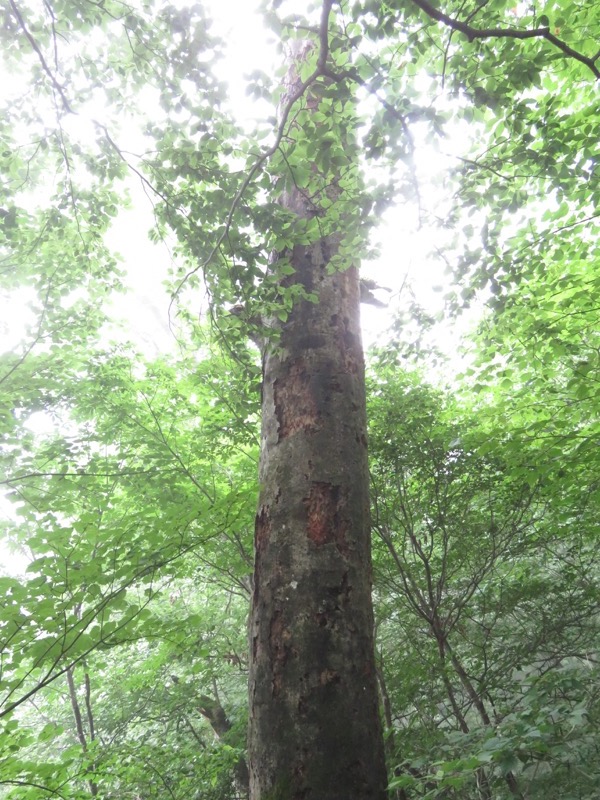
xmin=247 ymin=29 xmax=388 ymax=799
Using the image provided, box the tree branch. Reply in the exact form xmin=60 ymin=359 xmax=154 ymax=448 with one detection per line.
xmin=8 ymin=0 xmax=74 ymax=112
xmin=1 ymin=468 xmax=182 ymax=486
xmin=409 ymin=0 xmax=600 ymax=79
xmin=0 ymin=781 xmax=67 ymax=799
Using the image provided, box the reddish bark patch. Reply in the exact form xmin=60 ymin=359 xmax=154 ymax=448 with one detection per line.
xmin=255 ymin=505 xmax=271 ymax=555
xmin=304 ymin=482 xmax=336 ymax=545
xmin=319 ymin=668 xmax=340 ymax=686
xmin=303 ymin=482 xmax=348 ymax=553
xmin=274 ymin=359 xmax=319 ymax=440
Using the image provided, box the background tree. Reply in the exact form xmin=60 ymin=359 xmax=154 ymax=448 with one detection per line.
xmin=368 ymin=364 xmax=600 ymax=799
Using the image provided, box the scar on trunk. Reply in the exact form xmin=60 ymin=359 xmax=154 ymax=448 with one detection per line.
xmin=319 ymin=668 xmax=341 ymax=685
xmin=303 ymin=482 xmax=348 ymax=553
xmin=255 ymin=505 xmax=271 ymax=554
xmin=274 ymin=359 xmax=318 ymax=440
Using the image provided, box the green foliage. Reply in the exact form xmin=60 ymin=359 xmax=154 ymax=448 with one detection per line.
xmin=369 ymin=365 xmax=600 ymax=799
xmin=1 ymin=0 xmax=599 ymax=797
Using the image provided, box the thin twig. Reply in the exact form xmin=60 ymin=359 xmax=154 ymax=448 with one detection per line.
xmin=93 ymin=121 xmax=172 ymax=207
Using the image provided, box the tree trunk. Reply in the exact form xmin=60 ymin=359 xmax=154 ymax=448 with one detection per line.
xmin=199 ymin=693 xmax=250 ymax=796
xmin=247 ymin=40 xmax=387 ymax=799
xmin=66 ymin=667 xmax=98 ymax=797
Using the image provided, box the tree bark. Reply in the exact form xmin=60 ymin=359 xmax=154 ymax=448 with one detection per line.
xmin=247 ymin=36 xmax=387 ymax=799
